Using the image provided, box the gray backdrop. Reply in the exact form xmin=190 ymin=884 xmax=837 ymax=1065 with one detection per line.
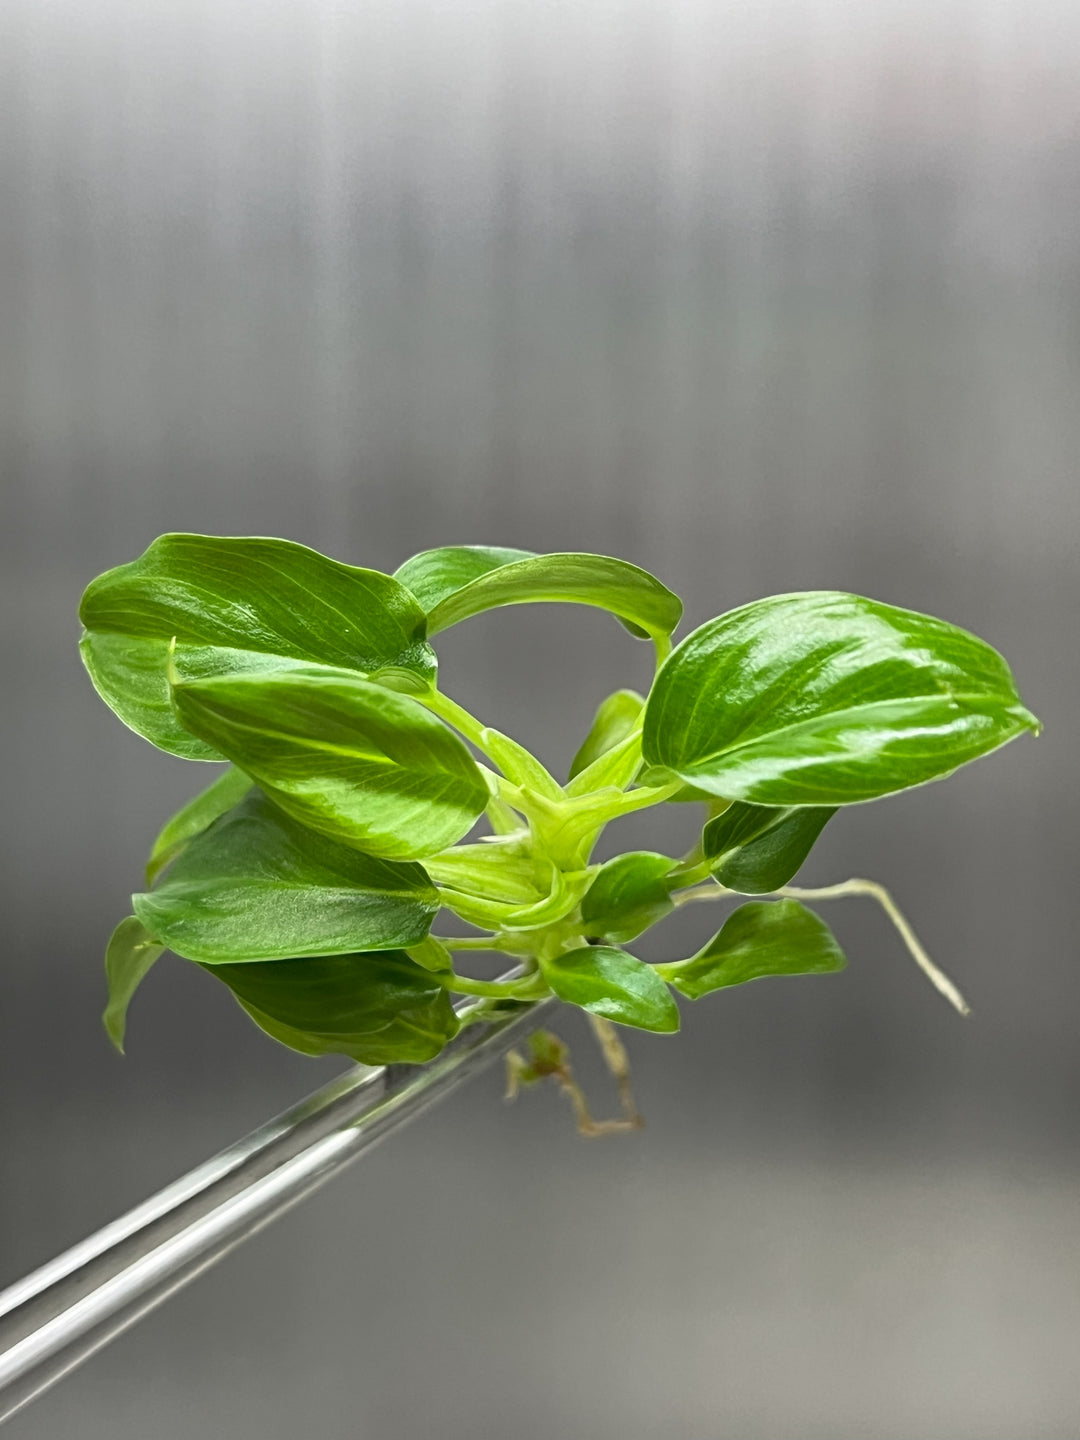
xmin=1 ymin=0 xmax=1078 ymax=1435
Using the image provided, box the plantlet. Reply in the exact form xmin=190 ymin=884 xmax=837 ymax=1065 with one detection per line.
xmin=82 ymin=536 xmax=1039 ymax=1126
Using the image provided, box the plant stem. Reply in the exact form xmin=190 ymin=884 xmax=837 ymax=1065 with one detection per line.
xmin=668 ymin=860 xmax=715 ymax=891
xmin=417 ymin=687 xmax=490 ymax=750
xmin=777 ymin=879 xmax=970 ymax=1016
xmin=439 ymin=972 xmax=548 ymax=1001
xmin=672 ymin=878 xmax=730 ymax=906
xmin=431 ymin=935 xmax=505 ymax=952
xmin=607 ymin=778 xmax=684 ymax=815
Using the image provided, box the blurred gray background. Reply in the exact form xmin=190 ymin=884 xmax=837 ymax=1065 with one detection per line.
xmin=1 ymin=0 xmax=1078 ymax=1435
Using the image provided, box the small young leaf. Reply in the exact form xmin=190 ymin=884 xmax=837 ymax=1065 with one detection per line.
xmin=425 ymin=842 xmax=545 ymax=904
xmin=437 ymin=864 xmax=592 ymax=932
xmin=568 ymin=689 xmax=645 ymax=781
xmin=661 ymin=899 xmax=846 ymax=999
xmin=580 ymin=852 xmax=677 ymax=942
xmin=80 ymin=534 xmax=436 ymax=759
xmin=643 ymin=592 xmax=1040 ymax=805
xmin=405 ymin=935 xmax=455 ymax=974
xmin=702 ymin=803 xmax=836 ymax=895
xmin=397 ymin=549 xmax=682 ymax=644
xmin=203 ymin=950 xmax=459 ymax=1064
xmin=565 ymin=732 xmax=644 ymax=799
xmin=170 ymin=667 xmax=489 ymax=859
xmin=480 ymin=727 xmax=564 ymax=802
xmin=103 ymin=916 xmax=166 ymax=1052
xmin=133 ymin=792 xmax=439 ymax=963
xmin=507 ymin=1029 xmax=572 ymax=1087
xmin=541 ymin=945 xmax=680 ymax=1032
xmin=145 ymin=766 xmax=255 ymax=884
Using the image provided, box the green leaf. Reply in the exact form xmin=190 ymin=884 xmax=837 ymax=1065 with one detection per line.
xmin=145 ymin=766 xmax=254 ymax=884
xmin=425 ymin=842 xmax=545 ymax=904
xmin=405 ymin=935 xmax=455 ymax=975
xmin=103 ymin=916 xmax=166 ymax=1052
xmin=202 ymin=950 xmax=459 ymax=1064
xmin=565 ymin=734 xmax=645 ymax=802
xmin=394 ymin=545 xmax=536 ymax=612
xmin=397 ymin=549 xmax=682 ymax=644
xmin=568 ymin=689 xmax=645 ymax=781
xmin=80 ymin=534 xmax=436 ymax=759
xmin=642 ymin=591 xmax=1040 ymax=805
xmin=169 ymin=667 xmax=489 ymax=859
xmin=133 ymin=792 xmax=438 ymax=963
xmin=321 ymin=1009 xmax=458 ymax=1066
xmin=703 ymin=803 xmax=836 ymax=895
xmin=479 ymin=727 xmax=564 ymax=802
xmin=437 ymin=863 xmax=591 ymax=933
xmin=541 ymin=945 xmax=680 ymax=1032
xmin=661 ymin=899 xmax=847 ymax=1000
xmin=639 ymin=774 xmax=726 ymax=804
xmin=580 ymin=852 xmax=677 ymax=942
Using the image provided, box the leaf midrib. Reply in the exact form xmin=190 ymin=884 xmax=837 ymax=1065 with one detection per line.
xmin=178 ymin=702 xmax=470 ymax=782
xmin=677 ymin=691 xmax=1020 ymax=772
xmin=153 ymin=876 xmax=435 ymax=905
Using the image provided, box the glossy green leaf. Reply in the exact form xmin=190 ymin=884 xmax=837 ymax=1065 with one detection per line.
xmin=397 ymin=549 xmax=682 ymax=643
xmin=541 ymin=945 xmax=680 ymax=1032
xmin=581 ymin=852 xmax=677 ymax=942
xmin=103 ymin=916 xmax=166 ymax=1052
xmin=145 ymin=766 xmax=254 ymax=884
xmin=394 ymin=545 xmax=535 ymax=612
xmin=643 ymin=591 xmax=1040 ymax=805
xmin=170 ymin=667 xmax=489 ymax=859
xmin=80 ymin=534 xmax=436 ymax=759
xmin=568 ymin=689 xmax=645 ymax=782
xmin=703 ymin=802 xmax=836 ymax=895
xmin=660 ymin=899 xmax=847 ymax=1000
xmin=203 ymin=950 xmax=459 ymax=1064
xmin=133 ymin=792 xmax=438 ymax=963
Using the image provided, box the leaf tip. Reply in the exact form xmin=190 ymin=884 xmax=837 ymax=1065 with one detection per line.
xmin=1017 ymin=706 xmax=1043 ymax=738
xmin=656 ymin=1007 xmax=681 ymax=1035
xmin=103 ymin=1010 xmax=126 ymax=1055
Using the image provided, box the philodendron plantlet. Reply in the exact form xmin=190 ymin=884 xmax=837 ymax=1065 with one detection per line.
xmin=81 ymin=537 xmax=1039 ymax=1129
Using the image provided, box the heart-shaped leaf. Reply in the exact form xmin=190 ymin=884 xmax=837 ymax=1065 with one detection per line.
xmin=103 ymin=916 xmax=166 ymax=1052
xmin=204 ymin=949 xmax=459 ymax=1064
xmin=541 ymin=945 xmax=680 ymax=1032
xmin=133 ymin=792 xmax=439 ymax=963
xmin=80 ymin=534 xmax=436 ymax=759
xmin=170 ymin=667 xmax=489 ymax=859
xmin=703 ymin=802 xmax=836 ymax=895
xmin=396 ymin=548 xmax=682 ymax=644
xmin=581 ymin=852 xmax=677 ymax=942
xmin=568 ymin=689 xmax=645 ymax=782
xmin=643 ymin=592 xmax=1039 ymax=805
xmin=661 ymin=899 xmax=846 ymax=999
xmin=145 ymin=766 xmax=255 ymax=884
